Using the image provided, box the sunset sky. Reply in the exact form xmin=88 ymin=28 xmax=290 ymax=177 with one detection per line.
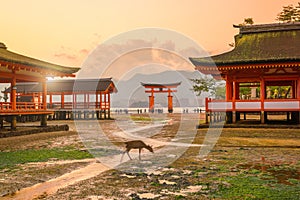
xmin=1 ymin=0 xmax=299 ymax=68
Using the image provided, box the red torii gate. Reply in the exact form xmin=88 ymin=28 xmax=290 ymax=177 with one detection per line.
xmin=141 ymin=82 xmax=181 ymax=113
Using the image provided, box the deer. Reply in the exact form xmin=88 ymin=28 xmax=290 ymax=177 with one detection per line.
xmin=120 ymin=140 xmax=154 ymax=161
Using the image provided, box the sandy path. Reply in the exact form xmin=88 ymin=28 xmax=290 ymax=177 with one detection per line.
xmin=2 ymin=160 xmax=109 ymax=200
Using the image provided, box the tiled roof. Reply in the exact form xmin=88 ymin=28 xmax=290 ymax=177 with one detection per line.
xmin=190 ymin=22 xmax=300 ymax=66
xmin=3 ymin=78 xmax=117 ymax=93
xmin=0 ymin=43 xmax=80 ymax=75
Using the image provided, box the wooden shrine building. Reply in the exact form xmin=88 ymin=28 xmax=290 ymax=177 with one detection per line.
xmin=141 ymin=82 xmax=181 ymax=113
xmin=0 ymin=42 xmax=79 ymax=130
xmin=3 ymin=78 xmax=117 ymax=120
xmin=190 ymin=22 xmax=300 ymax=124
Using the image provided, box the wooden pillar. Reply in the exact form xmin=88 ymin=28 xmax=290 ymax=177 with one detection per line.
xmin=49 ymin=94 xmax=53 ymax=109
xmin=42 ymin=80 xmax=47 ymax=110
xmin=104 ymin=93 xmax=107 ymax=119
xmin=96 ymin=92 xmax=99 ymax=108
xmin=260 ymin=78 xmax=266 ymax=124
xmin=73 ymin=94 xmax=76 ymax=109
xmin=225 ymin=76 xmax=233 ymax=124
xmin=100 ymin=92 xmax=102 ymax=110
xmin=61 ymin=92 xmax=65 ymax=109
xmin=167 ymin=88 xmax=173 ymax=113
xmin=0 ymin=117 xmax=3 ymax=129
xmin=297 ymin=78 xmax=300 ymax=102
xmin=226 ymin=111 xmax=233 ymax=124
xmin=149 ymin=95 xmax=154 ymax=113
xmin=11 ymin=73 xmax=17 ymax=130
xmin=108 ymin=93 xmax=111 ymax=119
xmin=40 ymin=114 xmax=47 ymax=127
xmin=232 ymin=111 xmax=236 ymax=123
xmin=205 ymin=98 xmax=209 ymax=124
xmin=168 ymin=95 xmax=173 ymax=113
xmin=87 ymin=93 xmax=90 ymax=109
xmin=37 ymin=93 xmax=41 ymax=109
xmin=11 ymin=75 xmax=17 ymax=110
xmin=84 ymin=93 xmax=86 ymax=109
xmin=149 ymin=88 xmax=154 ymax=113
xmin=235 ymin=82 xmax=240 ymax=100
xmin=11 ymin=116 xmax=17 ymax=130
xmin=225 ymin=75 xmax=232 ymax=101
xmin=232 ymin=80 xmax=236 ymax=123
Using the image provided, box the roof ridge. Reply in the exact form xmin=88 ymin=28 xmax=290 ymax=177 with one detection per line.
xmin=234 ymin=22 xmax=300 ymax=34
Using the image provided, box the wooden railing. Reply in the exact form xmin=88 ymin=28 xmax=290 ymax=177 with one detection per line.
xmin=0 ymin=101 xmax=110 ymax=112
xmin=206 ymin=98 xmax=300 ymax=112
xmin=48 ymin=102 xmax=110 ymax=110
xmin=0 ymin=102 xmax=46 ymax=112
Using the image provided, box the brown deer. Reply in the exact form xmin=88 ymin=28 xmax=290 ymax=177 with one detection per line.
xmin=121 ymin=140 xmax=154 ymax=161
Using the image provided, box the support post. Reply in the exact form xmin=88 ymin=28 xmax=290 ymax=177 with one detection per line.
xmin=40 ymin=114 xmax=47 ymax=127
xmin=205 ymin=98 xmax=209 ymax=124
xmin=108 ymin=93 xmax=111 ymax=119
xmin=261 ymin=111 xmax=265 ymax=124
xmin=260 ymin=78 xmax=266 ymax=124
xmin=11 ymin=75 xmax=17 ymax=110
xmin=149 ymin=95 xmax=154 ymax=113
xmin=42 ymin=80 xmax=47 ymax=110
xmin=11 ymin=116 xmax=17 ymax=130
xmin=168 ymin=95 xmax=173 ymax=113
xmin=61 ymin=92 xmax=65 ymax=109
xmin=232 ymin=111 xmax=236 ymax=123
xmin=49 ymin=94 xmax=53 ymax=109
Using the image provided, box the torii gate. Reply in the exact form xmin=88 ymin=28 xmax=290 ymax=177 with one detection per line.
xmin=141 ymin=82 xmax=181 ymax=113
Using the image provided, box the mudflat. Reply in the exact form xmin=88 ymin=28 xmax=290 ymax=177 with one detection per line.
xmin=0 ymin=114 xmax=299 ymax=199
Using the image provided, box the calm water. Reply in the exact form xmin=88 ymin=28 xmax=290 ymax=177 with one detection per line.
xmin=112 ymin=107 xmax=205 ymax=114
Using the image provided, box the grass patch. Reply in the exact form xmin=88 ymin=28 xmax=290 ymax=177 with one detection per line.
xmin=0 ymin=147 xmax=93 ymax=169
xmin=130 ymin=115 xmax=165 ymax=122
xmin=212 ymin=174 xmax=300 ymax=199
xmin=130 ymin=116 xmax=152 ymax=121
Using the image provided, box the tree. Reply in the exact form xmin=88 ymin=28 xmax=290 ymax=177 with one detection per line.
xmin=244 ymin=18 xmax=254 ymax=25
xmin=276 ymin=3 xmax=300 ymax=22
xmin=238 ymin=18 xmax=254 ymax=26
xmin=190 ymin=76 xmax=225 ymax=99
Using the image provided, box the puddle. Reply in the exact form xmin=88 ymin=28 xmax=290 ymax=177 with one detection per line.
xmin=180 ymin=185 xmax=204 ymax=193
xmin=121 ymin=174 xmax=136 ymax=178
xmin=137 ymin=192 xmax=161 ymax=199
xmin=159 ymin=179 xmax=177 ymax=185
xmin=237 ymin=163 xmax=300 ymax=185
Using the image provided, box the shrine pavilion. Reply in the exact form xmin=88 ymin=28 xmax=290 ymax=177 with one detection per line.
xmin=0 ymin=42 xmax=80 ymax=129
xmin=4 ymin=78 xmax=117 ymax=120
xmin=190 ymin=22 xmax=300 ymax=124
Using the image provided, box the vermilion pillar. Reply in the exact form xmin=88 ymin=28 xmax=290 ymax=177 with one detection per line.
xmin=42 ymin=80 xmax=47 ymax=110
xmin=61 ymin=92 xmax=65 ymax=109
xmin=168 ymin=88 xmax=173 ymax=113
xmin=11 ymin=74 xmax=17 ymax=130
xmin=149 ymin=95 xmax=155 ymax=113
xmin=297 ymin=78 xmax=300 ymax=99
xmin=11 ymin=75 xmax=17 ymax=110
xmin=168 ymin=95 xmax=173 ymax=113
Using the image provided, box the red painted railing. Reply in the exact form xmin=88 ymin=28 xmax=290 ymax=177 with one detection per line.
xmin=48 ymin=102 xmax=110 ymax=110
xmin=206 ymin=98 xmax=300 ymax=112
xmin=0 ymin=102 xmax=46 ymax=112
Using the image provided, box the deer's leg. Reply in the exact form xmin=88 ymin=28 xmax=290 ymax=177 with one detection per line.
xmin=139 ymin=148 xmax=141 ymax=160
xmin=126 ymin=151 xmax=132 ymax=160
xmin=120 ymin=151 xmax=126 ymax=162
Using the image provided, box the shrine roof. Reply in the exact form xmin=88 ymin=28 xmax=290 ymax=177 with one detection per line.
xmin=0 ymin=43 xmax=80 ymax=75
xmin=3 ymin=78 xmax=117 ymax=93
xmin=190 ymin=22 xmax=300 ymax=67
